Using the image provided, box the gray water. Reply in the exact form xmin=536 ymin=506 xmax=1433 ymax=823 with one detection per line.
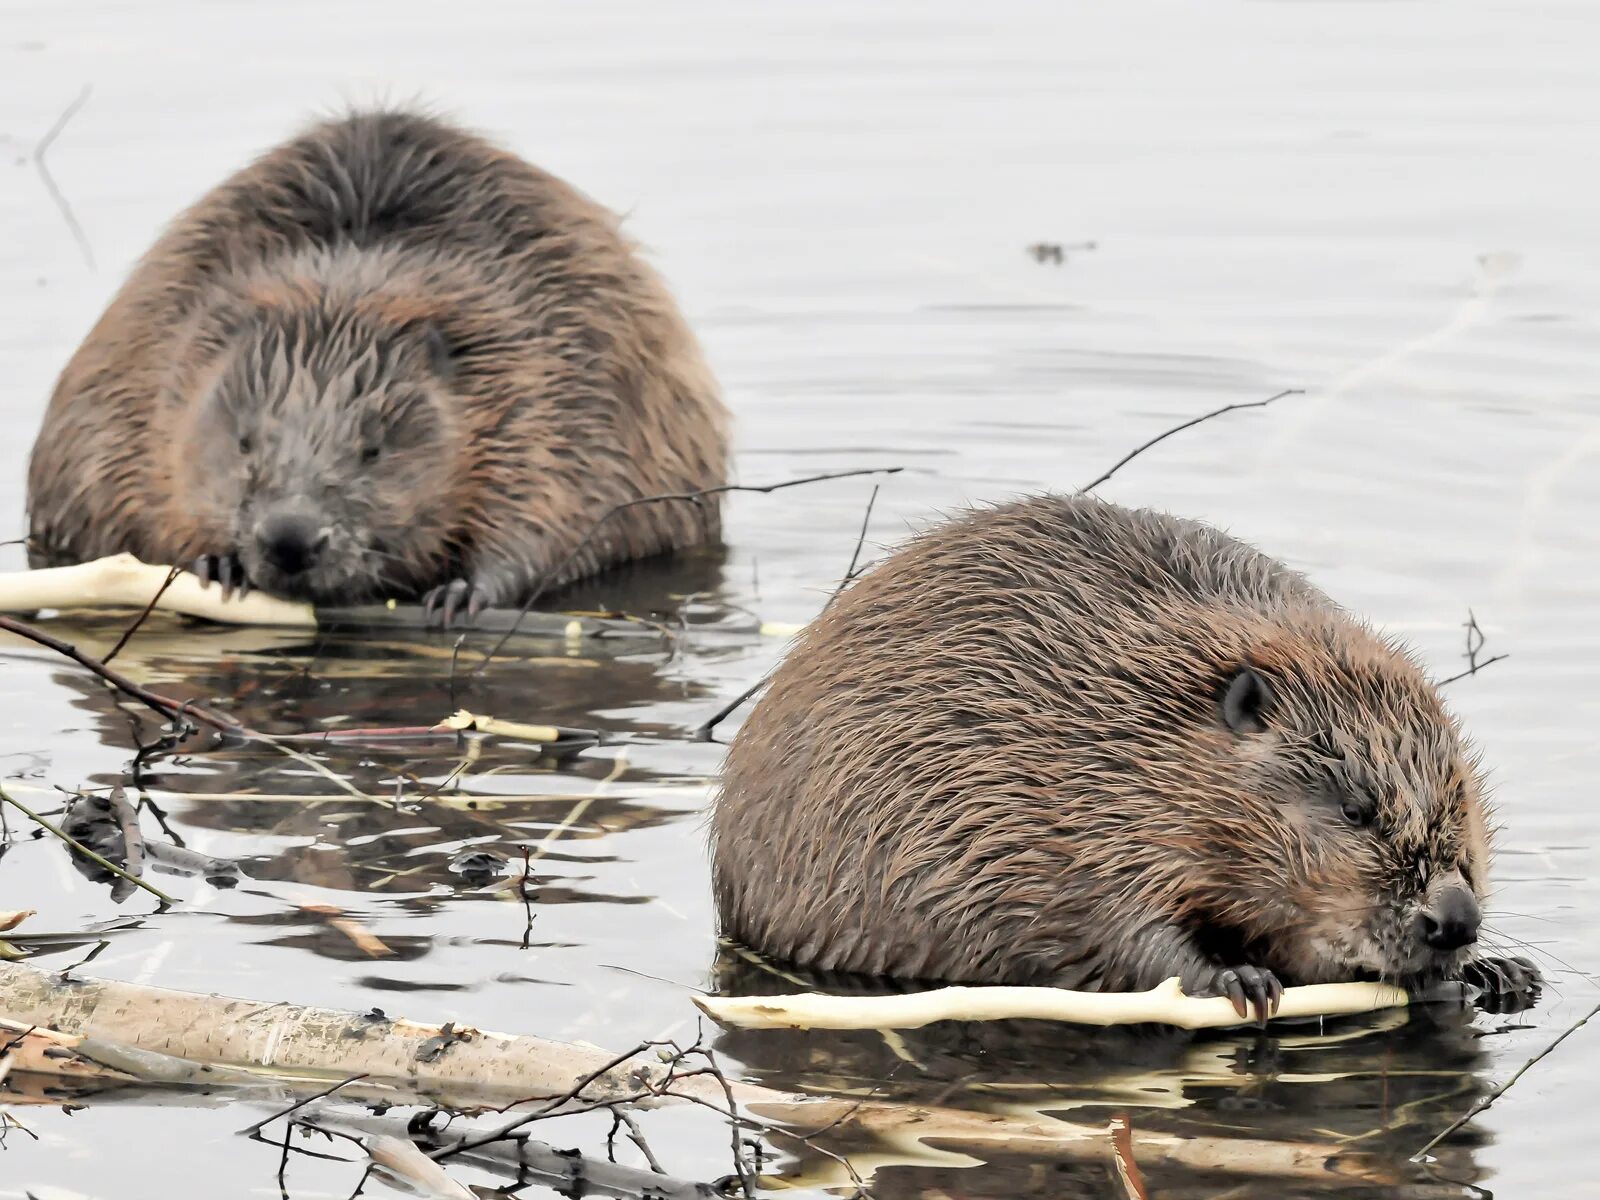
xmin=1 ymin=2 xmax=1597 ymax=1196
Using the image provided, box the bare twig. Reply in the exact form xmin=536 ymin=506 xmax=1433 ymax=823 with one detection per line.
xmin=103 ymin=565 xmax=182 ymax=665
xmin=34 ymin=86 xmax=95 ymax=269
xmin=1413 ymin=998 xmax=1599 ymax=1160
xmin=1438 ymin=609 xmax=1509 ymax=685
xmin=692 ymin=482 xmax=884 ymax=744
xmin=826 ymin=484 xmax=881 ymax=609
xmin=476 ymin=467 xmax=904 ymax=669
xmin=609 ymin=1108 xmax=666 ymax=1174
xmin=104 ymin=785 xmax=145 ymax=903
xmin=1078 ymin=389 xmax=1302 ymax=494
xmin=0 ymin=613 xmax=237 ymax=733
xmin=0 ymin=784 xmax=175 ymax=906
xmin=518 ymin=844 xmax=536 ymax=950
xmin=428 ymin=1040 xmax=670 ymax=1160
xmin=690 ymin=678 xmax=766 ymax=744
xmin=240 ymin=1075 xmax=370 ymax=1137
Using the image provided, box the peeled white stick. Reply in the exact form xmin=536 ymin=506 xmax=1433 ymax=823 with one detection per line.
xmin=0 ymin=554 xmax=314 ymax=627
xmin=693 ymin=976 xmax=1409 ymax=1031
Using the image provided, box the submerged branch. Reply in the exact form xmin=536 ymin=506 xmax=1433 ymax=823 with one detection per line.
xmin=0 ymin=785 xmax=176 ymax=907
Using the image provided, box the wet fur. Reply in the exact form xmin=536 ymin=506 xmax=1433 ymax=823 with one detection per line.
xmin=27 ymin=109 xmax=728 ymax=605
xmin=713 ymin=495 xmax=1527 ymax=998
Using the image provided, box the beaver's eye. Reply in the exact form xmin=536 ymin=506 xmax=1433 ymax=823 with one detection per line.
xmin=1340 ymin=795 xmax=1374 ymax=828
xmin=361 ymin=444 xmax=381 ymax=465
xmin=237 ymin=435 xmax=252 ymax=455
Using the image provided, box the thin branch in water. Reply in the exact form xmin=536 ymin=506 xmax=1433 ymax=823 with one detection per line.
xmin=608 ymin=1108 xmax=666 ymax=1174
xmin=241 ymin=1075 xmax=370 ymax=1137
xmin=103 ymin=565 xmax=182 ymax=665
xmin=475 ymin=466 xmax=903 ymax=670
xmin=1438 ymin=609 xmax=1509 ymax=685
xmin=1078 ymin=389 xmax=1303 ymax=494
xmin=691 ymin=677 xmax=764 ymax=745
xmin=1437 ymin=656 xmax=1508 ymax=687
xmin=693 ymin=481 xmax=885 ymax=744
xmin=826 ymin=483 xmax=881 ymax=610
xmin=447 ymin=633 xmax=466 ymax=710
xmin=0 ymin=613 xmax=235 ymax=733
xmin=518 ymin=844 xmax=536 ymax=950
xmin=0 ymin=783 xmax=175 ymax=906
xmin=1413 ymin=998 xmax=1599 ymax=1161
xmin=428 ymin=1039 xmax=671 ymax=1159
xmin=34 ymin=85 xmax=95 ymax=270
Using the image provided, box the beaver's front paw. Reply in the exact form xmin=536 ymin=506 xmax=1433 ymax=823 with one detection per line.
xmin=192 ymin=552 xmax=252 ymax=602
xmin=1195 ymin=964 xmax=1283 ymax=1027
xmin=1460 ymin=955 xmax=1543 ymax=1014
xmin=422 ymin=578 xmax=493 ymax=629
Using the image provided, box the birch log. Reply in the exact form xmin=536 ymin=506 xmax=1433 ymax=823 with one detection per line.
xmin=694 ymin=976 xmax=1410 ymax=1031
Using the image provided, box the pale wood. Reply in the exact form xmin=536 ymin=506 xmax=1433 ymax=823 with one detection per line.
xmin=0 ymin=554 xmax=314 ymax=626
xmin=0 ymin=1017 xmax=138 ymax=1083
xmin=364 ymin=1133 xmax=476 ymax=1200
xmin=438 ymin=709 xmax=564 ymax=742
xmin=0 ymin=963 xmax=1389 ymax=1186
xmin=694 ymin=975 xmax=1409 ymax=1031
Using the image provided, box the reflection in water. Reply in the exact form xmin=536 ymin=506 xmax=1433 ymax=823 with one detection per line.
xmin=710 ymin=952 xmax=1498 ymax=1197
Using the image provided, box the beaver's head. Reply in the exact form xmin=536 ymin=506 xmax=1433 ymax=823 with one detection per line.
xmin=175 ymin=287 xmax=466 ymax=603
xmin=1195 ymin=613 xmax=1498 ymax=989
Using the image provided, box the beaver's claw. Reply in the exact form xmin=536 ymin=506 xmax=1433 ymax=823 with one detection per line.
xmin=422 ymin=578 xmax=491 ymax=629
xmin=192 ymin=552 xmax=252 ymax=603
xmin=1208 ymin=965 xmax=1283 ymax=1028
xmin=1460 ymin=955 xmax=1543 ymax=1013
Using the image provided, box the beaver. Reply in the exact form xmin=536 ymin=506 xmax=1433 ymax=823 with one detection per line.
xmin=26 ymin=109 xmax=728 ymax=625
xmin=711 ymin=495 xmax=1541 ymax=1021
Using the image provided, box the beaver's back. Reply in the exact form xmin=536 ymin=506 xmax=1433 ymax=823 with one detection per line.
xmin=711 ymin=495 xmax=1346 ymax=984
xmin=152 ymin=111 xmax=627 ymax=313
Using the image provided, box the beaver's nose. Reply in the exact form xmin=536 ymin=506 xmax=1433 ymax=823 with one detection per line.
xmin=256 ymin=513 xmax=329 ymax=577
xmin=1418 ymin=886 xmax=1482 ymax=952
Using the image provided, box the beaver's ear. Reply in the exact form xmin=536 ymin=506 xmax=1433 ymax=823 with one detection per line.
xmin=418 ymin=323 xmax=459 ymax=381
xmin=1220 ymin=665 xmax=1274 ymax=735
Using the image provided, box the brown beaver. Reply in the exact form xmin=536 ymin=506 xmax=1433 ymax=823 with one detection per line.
xmin=26 ymin=108 xmax=728 ymax=624
xmin=712 ymin=495 xmax=1541 ymax=1020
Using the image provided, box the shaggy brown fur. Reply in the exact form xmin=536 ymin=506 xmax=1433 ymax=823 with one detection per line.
xmin=26 ymin=109 xmax=728 ymax=621
xmin=712 ymin=495 xmax=1539 ymax=1016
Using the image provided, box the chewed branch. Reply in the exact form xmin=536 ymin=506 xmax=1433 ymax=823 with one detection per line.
xmin=692 ymin=976 xmax=1409 ymax=1032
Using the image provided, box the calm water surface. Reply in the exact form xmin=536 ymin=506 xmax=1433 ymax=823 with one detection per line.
xmin=1 ymin=3 xmax=1597 ymax=1197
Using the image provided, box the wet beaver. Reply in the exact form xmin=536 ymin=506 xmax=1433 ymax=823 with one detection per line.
xmin=712 ymin=495 xmax=1540 ymax=1020
xmin=26 ymin=109 xmax=728 ymax=624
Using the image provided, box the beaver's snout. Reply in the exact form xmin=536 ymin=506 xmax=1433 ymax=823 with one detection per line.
xmin=255 ymin=511 xmax=329 ymax=578
xmin=1416 ymin=883 xmax=1481 ymax=952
